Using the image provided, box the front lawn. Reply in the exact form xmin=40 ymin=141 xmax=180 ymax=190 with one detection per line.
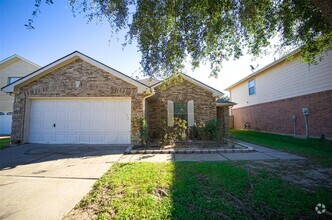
xmin=0 ymin=138 xmax=10 ymax=150
xmin=66 ymin=162 xmax=331 ymax=219
xmin=231 ymin=130 xmax=332 ymax=166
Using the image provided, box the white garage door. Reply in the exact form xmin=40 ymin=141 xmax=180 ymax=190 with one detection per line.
xmin=28 ymin=98 xmax=131 ymax=144
xmin=0 ymin=112 xmax=12 ymax=135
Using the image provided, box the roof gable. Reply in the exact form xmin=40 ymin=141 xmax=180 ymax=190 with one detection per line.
xmin=151 ymin=74 xmax=223 ymax=97
xmin=1 ymin=51 xmax=149 ymax=93
xmin=0 ymin=54 xmax=40 ymax=69
xmin=225 ymin=49 xmax=301 ymax=91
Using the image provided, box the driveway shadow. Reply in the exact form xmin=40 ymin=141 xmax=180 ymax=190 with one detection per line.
xmin=0 ymin=144 xmax=128 ymax=170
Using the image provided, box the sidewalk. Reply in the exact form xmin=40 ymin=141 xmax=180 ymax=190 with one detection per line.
xmin=119 ymin=141 xmax=306 ymax=162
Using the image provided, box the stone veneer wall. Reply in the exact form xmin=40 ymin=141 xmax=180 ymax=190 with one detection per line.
xmin=217 ymin=106 xmax=231 ymax=136
xmin=231 ymin=90 xmax=332 ymax=138
xmin=11 ymin=59 xmax=145 ymax=143
xmin=146 ymin=80 xmax=216 ymax=139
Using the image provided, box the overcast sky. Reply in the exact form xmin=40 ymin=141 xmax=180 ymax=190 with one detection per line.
xmin=0 ymin=0 xmax=278 ymax=94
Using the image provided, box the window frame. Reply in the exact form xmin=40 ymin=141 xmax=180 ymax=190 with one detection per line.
xmin=174 ymin=102 xmax=188 ymax=122
xmin=248 ymin=79 xmax=255 ymax=95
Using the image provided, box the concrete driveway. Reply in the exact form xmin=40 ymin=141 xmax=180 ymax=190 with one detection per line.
xmin=0 ymin=144 xmax=127 ymax=220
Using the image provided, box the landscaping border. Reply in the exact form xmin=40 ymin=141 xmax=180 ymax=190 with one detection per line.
xmin=124 ymin=141 xmax=254 ymax=154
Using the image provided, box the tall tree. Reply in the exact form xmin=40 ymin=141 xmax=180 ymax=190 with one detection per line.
xmin=27 ymin=0 xmax=332 ymax=78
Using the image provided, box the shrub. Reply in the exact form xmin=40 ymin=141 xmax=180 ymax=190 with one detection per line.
xmin=205 ymin=118 xmax=220 ymax=140
xmin=160 ymin=118 xmax=187 ymax=146
xmin=189 ymin=118 xmax=221 ymax=141
xmin=133 ymin=116 xmax=148 ymax=146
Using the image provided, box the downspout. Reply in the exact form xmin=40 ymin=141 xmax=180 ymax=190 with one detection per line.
xmin=304 ymin=115 xmax=309 ymax=138
xmin=302 ymin=108 xmax=309 ymax=138
xmin=292 ymin=115 xmax=297 ymax=137
xmin=142 ymin=88 xmax=155 ymax=119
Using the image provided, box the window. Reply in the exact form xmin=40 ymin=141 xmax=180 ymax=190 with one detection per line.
xmin=248 ymin=79 xmax=255 ymax=95
xmin=0 ymin=112 xmax=4 ymax=115
xmin=8 ymin=77 xmax=21 ymax=84
xmin=174 ymin=103 xmax=188 ymax=121
xmin=6 ymin=112 xmax=12 ymax=115
xmin=167 ymin=100 xmax=195 ymax=127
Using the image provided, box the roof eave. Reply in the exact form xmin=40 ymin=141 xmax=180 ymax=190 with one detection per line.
xmin=151 ymin=74 xmax=224 ymax=97
xmin=0 ymin=54 xmax=40 ymax=69
xmin=216 ymin=102 xmax=237 ymax=107
xmin=1 ymin=51 xmax=150 ymax=94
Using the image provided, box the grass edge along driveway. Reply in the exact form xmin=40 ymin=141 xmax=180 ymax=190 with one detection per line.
xmin=66 ymin=162 xmax=331 ymax=219
xmin=0 ymin=138 xmax=10 ymax=150
xmin=231 ymin=130 xmax=332 ymax=166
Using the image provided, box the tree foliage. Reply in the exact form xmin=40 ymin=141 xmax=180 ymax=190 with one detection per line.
xmin=28 ymin=0 xmax=332 ymax=78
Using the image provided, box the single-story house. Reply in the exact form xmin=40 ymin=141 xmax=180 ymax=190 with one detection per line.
xmin=225 ymin=50 xmax=332 ymax=138
xmin=1 ymin=51 xmax=231 ymax=144
xmin=0 ymin=55 xmax=40 ymax=135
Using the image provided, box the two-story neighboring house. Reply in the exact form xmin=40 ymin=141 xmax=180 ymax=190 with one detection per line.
xmin=0 ymin=55 xmax=40 ymax=135
xmin=225 ymin=50 xmax=332 ymax=138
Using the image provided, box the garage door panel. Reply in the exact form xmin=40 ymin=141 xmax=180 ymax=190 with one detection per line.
xmin=81 ymin=101 xmax=92 ymax=108
xmin=43 ymin=101 xmax=56 ymax=108
xmin=105 ymin=123 xmax=116 ymax=131
xmin=79 ymin=134 xmax=91 ymax=143
xmin=118 ymin=100 xmax=131 ymax=109
xmin=44 ymin=111 xmax=56 ymax=120
xmin=67 ymin=135 xmax=78 ymax=143
xmin=68 ymin=101 xmax=80 ymax=108
xmin=55 ymin=134 xmax=66 ymax=142
xmin=55 ymin=122 xmax=67 ymax=131
xmin=93 ymin=100 xmax=105 ymax=108
xmin=92 ymin=134 xmax=105 ymax=142
xmin=105 ymin=101 xmax=117 ymax=108
xmin=30 ymin=111 xmax=42 ymax=118
xmin=68 ymin=112 xmax=79 ymax=120
xmin=29 ymin=134 xmax=42 ymax=142
xmin=92 ymin=123 xmax=105 ymax=130
xmin=29 ymin=99 xmax=131 ymax=144
xmin=105 ymin=134 xmax=119 ymax=143
xmin=79 ymin=121 xmax=91 ymax=131
xmin=42 ymin=134 xmax=54 ymax=142
xmin=30 ymin=122 xmax=42 ymax=131
xmin=80 ymin=111 xmax=91 ymax=119
xmin=118 ymin=133 xmax=131 ymax=143
xmin=68 ymin=123 xmax=79 ymax=131
xmin=56 ymin=112 xmax=67 ymax=120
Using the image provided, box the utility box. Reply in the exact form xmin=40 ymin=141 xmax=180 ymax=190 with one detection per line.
xmin=302 ymin=107 xmax=309 ymax=115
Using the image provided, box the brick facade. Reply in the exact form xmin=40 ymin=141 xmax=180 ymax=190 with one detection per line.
xmin=146 ymin=79 xmax=217 ymax=139
xmin=231 ymin=90 xmax=332 ymax=138
xmin=11 ymin=59 xmax=145 ymax=143
xmin=217 ymin=106 xmax=231 ymax=136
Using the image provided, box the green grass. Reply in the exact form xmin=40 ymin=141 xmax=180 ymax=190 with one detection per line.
xmin=0 ymin=138 xmax=10 ymax=150
xmin=76 ymin=162 xmax=331 ymax=219
xmin=231 ymin=130 xmax=332 ymax=166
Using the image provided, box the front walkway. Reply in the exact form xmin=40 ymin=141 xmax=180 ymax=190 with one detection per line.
xmin=119 ymin=141 xmax=306 ymax=162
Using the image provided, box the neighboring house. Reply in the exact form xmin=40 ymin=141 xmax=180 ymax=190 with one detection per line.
xmin=1 ymin=51 xmax=229 ymax=144
xmin=0 ymin=55 xmax=40 ymax=135
xmin=225 ymin=50 xmax=332 ymax=138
